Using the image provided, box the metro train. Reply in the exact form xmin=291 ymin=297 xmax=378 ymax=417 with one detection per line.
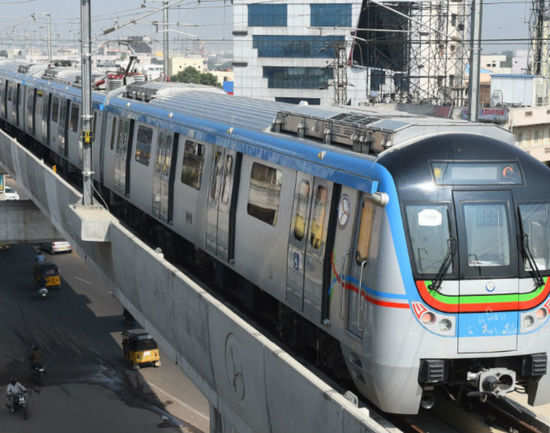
xmin=1 ymin=65 xmax=550 ymax=415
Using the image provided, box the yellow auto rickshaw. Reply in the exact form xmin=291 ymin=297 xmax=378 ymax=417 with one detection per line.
xmin=122 ymin=330 xmax=161 ymax=368
xmin=33 ymin=262 xmax=61 ymax=290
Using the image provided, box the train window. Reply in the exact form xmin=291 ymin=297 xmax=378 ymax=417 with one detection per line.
xmin=110 ymin=117 xmax=117 ymax=150
xmin=247 ymin=162 xmax=282 ymax=226
xmin=406 ymin=205 xmax=452 ymax=275
xmin=222 ymin=155 xmax=233 ymax=205
xmin=519 ymin=204 xmax=550 ymax=271
xmin=181 ymin=140 xmax=204 ymax=189
xmin=135 ymin=125 xmax=153 ymax=166
xmin=310 ymin=185 xmax=327 ymax=249
xmin=51 ymin=97 xmax=59 ymax=122
xmin=70 ymin=104 xmax=79 ymax=133
xmin=356 ymin=199 xmax=375 ymax=263
xmin=464 ymin=204 xmax=510 ymax=267
xmin=293 ymin=180 xmax=310 ymax=241
xmin=211 ymin=151 xmax=223 ymax=201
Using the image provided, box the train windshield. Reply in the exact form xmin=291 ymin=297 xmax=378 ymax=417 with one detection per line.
xmin=519 ymin=204 xmax=550 ymax=271
xmin=463 ymin=203 xmax=510 ymax=267
xmin=405 ymin=205 xmax=452 ymax=275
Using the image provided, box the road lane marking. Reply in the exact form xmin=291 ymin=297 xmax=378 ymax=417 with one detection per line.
xmin=74 ymin=276 xmax=92 ymax=285
xmin=148 ymin=381 xmax=209 ymax=421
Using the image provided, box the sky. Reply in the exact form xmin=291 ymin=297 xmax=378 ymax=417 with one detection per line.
xmin=0 ymin=0 xmax=532 ymax=55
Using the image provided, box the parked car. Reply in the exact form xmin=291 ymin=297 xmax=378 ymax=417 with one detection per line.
xmin=3 ymin=186 xmax=19 ymax=200
xmin=40 ymin=241 xmax=72 ymax=254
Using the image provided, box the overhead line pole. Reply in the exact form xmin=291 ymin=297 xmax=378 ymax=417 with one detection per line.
xmin=469 ymin=0 xmax=482 ymax=122
xmin=163 ymin=0 xmax=169 ymax=81
xmin=80 ymin=0 xmax=94 ymax=206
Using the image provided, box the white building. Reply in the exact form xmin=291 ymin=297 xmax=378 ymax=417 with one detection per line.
xmin=506 ymin=106 xmax=550 ymax=165
xmin=232 ymin=0 xmax=368 ymax=105
xmin=491 ymin=74 xmax=550 ymax=107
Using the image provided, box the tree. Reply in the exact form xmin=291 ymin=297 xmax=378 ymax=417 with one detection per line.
xmin=171 ymin=66 xmax=219 ymax=88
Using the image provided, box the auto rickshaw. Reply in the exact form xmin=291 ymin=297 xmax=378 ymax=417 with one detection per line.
xmin=33 ymin=262 xmax=61 ymax=290
xmin=122 ymin=330 xmax=161 ymax=368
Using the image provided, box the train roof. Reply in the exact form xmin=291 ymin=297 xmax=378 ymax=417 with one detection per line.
xmin=142 ymin=88 xmax=515 ymax=156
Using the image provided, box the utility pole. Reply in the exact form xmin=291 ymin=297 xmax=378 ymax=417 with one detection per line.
xmin=468 ymin=0 xmax=482 ymax=122
xmin=163 ymin=1 xmax=169 ymax=81
xmin=80 ymin=0 xmax=93 ymax=206
xmin=47 ymin=13 xmax=53 ymax=63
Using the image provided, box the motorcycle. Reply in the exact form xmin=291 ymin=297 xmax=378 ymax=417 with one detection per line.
xmin=31 ymin=363 xmax=46 ymax=386
xmin=8 ymin=391 xmax=29 ymax=419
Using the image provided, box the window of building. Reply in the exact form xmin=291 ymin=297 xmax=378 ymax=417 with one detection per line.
xmin=356 ymin=199 xmax=375 ymax=263
xmin=51 ymin=97 xmax=59 ymax=122
xmin=247 ymin=162 xmax=282 ymax=226
xmin=248 ymin=4 xmax=287 ymax=26
xmin=252 ymin=35 xmax=345 ymax=58
xmin=310 ymin=4 xmax=352 ymax=27
xmin=70 ymin=104 xmax=79 ymax=133
xmin=181 ymin=140 xmax=204 ymax=190
xmin=310 ymin=185 xmax=328 ymax=249
xmin=293 ymin=180 xmax=310 ymax=240
xmin=263 ymin=67 xmax=333 ymax=89
xmin=451 ymin=13 xmax=457 ymax=26
xmin=135 ymin=125 xmax=153 ymax=166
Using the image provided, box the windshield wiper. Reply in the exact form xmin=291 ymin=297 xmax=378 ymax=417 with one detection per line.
xmin=522 ymin=233 xmax=544 ymax=289
xmin=429 ymin=237 xmax=456 ymax=293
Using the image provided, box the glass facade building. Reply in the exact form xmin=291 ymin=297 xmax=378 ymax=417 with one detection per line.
xmin=233 ymin=0 xmax=367 ymax=105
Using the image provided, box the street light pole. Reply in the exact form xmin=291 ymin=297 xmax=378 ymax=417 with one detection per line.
xmin=162 ymin=1 xmax=169 ymax=81
xmin=80 ymin=0 xmax=93 ymax=206
xmin=47 ymin=13 xmax=53 ymax=63
xmin=468 ymin=0 xmax=482 ymax=122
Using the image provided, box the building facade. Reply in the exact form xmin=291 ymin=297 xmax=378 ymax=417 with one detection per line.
xmin=232 ymin=0 xmax=367 ymax=105
xmin=507 ymin=106 xmax=550 ymax=165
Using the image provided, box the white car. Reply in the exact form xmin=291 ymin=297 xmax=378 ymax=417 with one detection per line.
xmin=41 ymin=241 xmax=72 ymax=254
xmin=3 ymin=186 xmax=19 ymax=200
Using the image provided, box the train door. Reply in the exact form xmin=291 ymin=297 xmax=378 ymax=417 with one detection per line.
xmin=285 ymin=176 xmax=334 ymax=322
xmin=57 ymin=99 xmax=70 ymax=158
xmin=25 ymin=88 xmax=32 ymax=134
xmin=114 ymin=117 xmax=134 ymax=196
xmin=152 ymin=130 xmax=178 ymax=223
xmin=453 ymin=190 xmax=519 ymax=353
xmin=42 ymin=93 xmax=50 ymax=145
xmin=286 ymin=173 xmax=314 ymax=311
xmin=68 ymin=102 xmax=81 ymax=166
xmin=15 ymin=83 xmax=20 ymax=127
xmin=206 ymin=145 xmax=241 ymax=261
xmin=346 ymin=194 xmax=377 ymax=336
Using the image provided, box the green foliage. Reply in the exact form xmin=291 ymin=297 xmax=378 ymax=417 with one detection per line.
xmin=171 ymin=66 xmax=220 ymax=87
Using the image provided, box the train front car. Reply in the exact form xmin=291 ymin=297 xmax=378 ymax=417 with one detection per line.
xmin=366 ymin=132 xmax=550 ymax=414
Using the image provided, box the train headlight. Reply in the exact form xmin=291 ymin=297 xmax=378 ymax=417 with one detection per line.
xmin=421 ymin=312 xmax=436 ymax=324
xmin=524 ymin=315 xmax=535 ymax=328
xmin=439 ymin=318 xmax=452 ymax=331
xmin=536 ymin=308 xmax=548 ymax=321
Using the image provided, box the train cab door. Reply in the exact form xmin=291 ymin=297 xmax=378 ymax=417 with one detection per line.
xmin=453 ymin=190 xmax=520 ymax=353
xmin=206 ymin=145 xmax=240 ymax=262
xmin=152 ymin=130 xmax=178 ymax=223
xmin=286 ymin=176 xmax=334 ymax=323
